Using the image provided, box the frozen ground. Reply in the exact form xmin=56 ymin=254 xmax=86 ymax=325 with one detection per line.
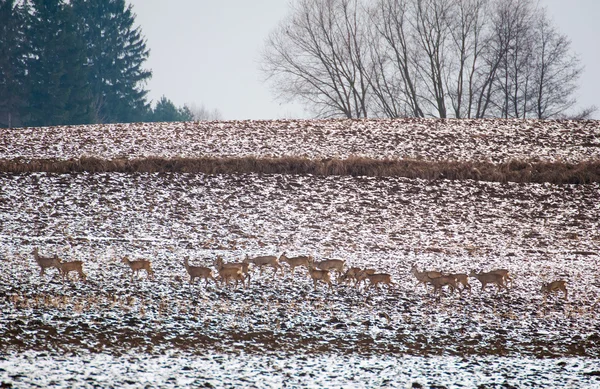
xmin=2 ymin=118 xmax=599 ymax=163
xmin=0 ymin=172 xmax=599 ymax=387
xmin=2 ymin=352 xmax=599 ymax=388
xmin=1 ymin=116 xmax=599 ymax=388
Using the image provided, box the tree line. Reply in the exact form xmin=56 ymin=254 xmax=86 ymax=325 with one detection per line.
xmin=0 ymin=0 xmax=205 ymax=128
xmin=261 ymin=0 xmax=595 ymax=119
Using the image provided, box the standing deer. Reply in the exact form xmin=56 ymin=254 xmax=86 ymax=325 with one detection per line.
xmin=428 ymin=275 xmax=457 ymax=296
xmin=243 ymin=254 xmax=283 ymax=278
xmin=489 ymin=268 xmax=513 ymax=288
xmin=448 ymin=273 xmax=471 ymax=295
xmin=541 ymin=280 xmax=567 ymax=299
xmin=365 ymin=273 xmax=394 ymax=291
xmin=214 ymin=257 xmax=246 ymax=288
xmin=31 ymin=247 xmax=60 ymax=277
xmin=313 ymin=258 xmax=345 ymax=278
xmin=469 ymin=270 xmax=507 ymax=294
xmin=279 ymin=252 xmax=312 ymax=276
xmin=353 ymin=268 xmax=377 ymax=289
xmin=52 ymin=258 xmax=86 ymax=282
xmin=183 ymin=257 xmax=216 ymax=286
xmin=121 ymin=256 xmax=154 ymax=281
xmin=410 ymin=264 xmax=442 ymax=290
xmin=214 ymin=256 xmax=250 ymax=286
xmin=307 ymin=265 xmax=332 ymax=291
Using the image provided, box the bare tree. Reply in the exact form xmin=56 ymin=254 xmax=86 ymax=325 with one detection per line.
xmin=261 ymin=0 xmax=589 ymax=120
xmin=411 ymin=0 xmax=453 ymax=118
xmin=260 ymin=0 xmax=371 ymax=118
xmin=445 ymin=0 xmax=489 ymax=118
xmin=528 ymin=8 xmax=585 ymax=119
xmin=186 ymin=103 xmax=223 ymax=121
xmin=470 ymin=0 xmax=529 ymax=118
xmin=367 ymin=0 xmax=424 ymax=117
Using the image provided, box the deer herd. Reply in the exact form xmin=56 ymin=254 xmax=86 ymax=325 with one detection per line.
xmin=31 ymin=247 xmax=568 ymax=300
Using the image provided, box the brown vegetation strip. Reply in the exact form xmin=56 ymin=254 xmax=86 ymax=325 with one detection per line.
xmin=1 ymin=156 xmax=599 ymax=184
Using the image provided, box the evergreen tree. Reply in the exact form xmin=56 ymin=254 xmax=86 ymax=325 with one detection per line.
xmin=0 ymin=0 xmax=28 ymax=128
xmin=149 ymin=96 xmax=193 ymax=122
xmin=72 ymin=0 xmax=152 ymax=123
xmin=25 ymin=0 xmax=93 ymax=126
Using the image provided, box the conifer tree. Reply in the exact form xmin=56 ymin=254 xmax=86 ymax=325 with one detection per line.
xmin=0 ymin=0 xmax=28 ymax=128
xmin=25 ymin=0 xmax=93 ymax=126
xmin=149 ymin=96 xmax=194 ymax=122
xmin=72 ymin=0 xmax=152 ymax=123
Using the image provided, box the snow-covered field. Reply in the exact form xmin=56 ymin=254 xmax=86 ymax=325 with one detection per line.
xmin=3 ymin=352 xmax=599 ymax=388
xmin=1 ymin=172 xmax=599 ymax=387
xmin=1 ymin=119 xmax=599 ymax=387
xmin=2 ymin=118 xmax=599 ymax=162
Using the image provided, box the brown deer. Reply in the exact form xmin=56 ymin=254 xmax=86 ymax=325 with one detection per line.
xmin=428 ymin=275 xmax=457 ymax=296
xmin=448 ymin=273 xmax=471 ymax=295
xmin=489 ymin=268 xmax=513 ymax=288
xmin=243 ymin=254 xmax=283 ymax=277
xmin=52 ymin=258 xmax=86 ymax=282
xmin=541 ymin=280 xmax=567 ymax=299
xmin=214 ymin=256 xmax=250 ymax=286
xmin=31 ymin=247 xmax=59 ymax=277
xmin=410 ymin=264 xmax=442 ymax=289
xmin=339 ymin=267 xmax=362 ymax=285
xmin=353 ymin=268 xmax=377 ymax=288
xmin=183 ymin=257 xmax=216 ymax=286
xmin=307 ymin=265 xmax=332 ymax=291
xmin=279 ymin=252 xmax=312 ymax=276
xmin=469 ymin=270 xmax=507 ymax=294
xmin=214 ymin=258 xmax=246 ymax=288
xmin=365 ymin=273 xmax=394 ymax=291
xmin=121 ymin=256 xmax=154 ymax=281
xmin=313 ymin=258 xmax=345 ymax=277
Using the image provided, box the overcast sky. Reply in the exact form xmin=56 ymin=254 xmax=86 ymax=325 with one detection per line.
xmin=127 ymin=0 xmax=599 ymax=120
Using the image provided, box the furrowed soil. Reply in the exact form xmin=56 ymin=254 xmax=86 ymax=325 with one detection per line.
xmin=1 ymin=118 xmax=599 ymax=387
xmin=1 ymin=172 xmax=599 ymax=387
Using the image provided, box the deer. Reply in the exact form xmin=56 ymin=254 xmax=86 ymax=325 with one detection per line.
xmin=243 ymin=254 xmax=283 ymax=278
xmin=121 ymin=256 xmax=154 ymax=281
xmin=339 ymin=267 xmax=362 ymax=285
xmin=214 ymin=256 xmax=250 ymax=286
xmin=469 ymin=270 xmax=507 ymax=294
xmin=410 ymin=264 xmax=442 ymax=290
xmin=279 ymin=252 xmax=312 ymax=276
xmin=428 ymin=274 xmax=457 ymax=296
xmin=31 ymin=247 xmax=60 ymax=277
xmin=183 ymin=257 xmax=216 ymax=286
xmin=312 ymin=258 xmax=345 ymax=278
xmin=307 ymin=265 xmax=332 ymax=291
xmin=214 ymin=258 xmax=246 ymax=288
xmin=448 ymin=273 xmax=471 ymax=295
xmin=489 ymin=268 xmax=513 ymax=288
xmin=52 ymin=257 xmax=86 ymax=282
xmin=351 ymin=268 xmax=377 ymax=288
xmin=365 ymin=273 xmax=394 ymax=291
xmin=541 ymin=280 xmax=567 ymax=299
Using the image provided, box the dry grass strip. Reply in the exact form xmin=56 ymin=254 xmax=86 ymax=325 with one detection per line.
xmin=1 ymin=156 xmax=599 ymax=184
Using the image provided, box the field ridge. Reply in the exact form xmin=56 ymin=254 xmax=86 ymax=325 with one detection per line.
xmin=1 ymin=155 xmax=599 ymax=184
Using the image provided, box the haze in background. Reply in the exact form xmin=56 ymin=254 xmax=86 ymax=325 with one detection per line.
xmin=128 ymin=0 xmax=599 ymax=120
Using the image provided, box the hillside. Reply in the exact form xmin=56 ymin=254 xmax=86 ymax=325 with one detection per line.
xmin=1 ymin=118 xmax=600 ymax=387
xmin=3 ymin=118 xmax=599 ymax=162
xmin=2 ymin=118 xmax=599 ymax=184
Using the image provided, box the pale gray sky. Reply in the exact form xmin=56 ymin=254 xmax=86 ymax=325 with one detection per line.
xmin=128 ymin=0 xmax=599 ymax=120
